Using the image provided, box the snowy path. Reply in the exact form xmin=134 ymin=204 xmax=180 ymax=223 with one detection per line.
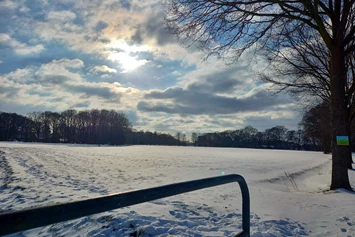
xmin=0 ymin=142 xmax=354 ymax=236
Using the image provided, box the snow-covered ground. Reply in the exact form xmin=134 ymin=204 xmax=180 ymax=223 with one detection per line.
xmin=0 ymin=142 xmax=354 ymax=237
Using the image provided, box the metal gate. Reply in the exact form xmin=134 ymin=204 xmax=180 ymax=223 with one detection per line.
xmin=0 ymin=174 xmax=250 ymax=236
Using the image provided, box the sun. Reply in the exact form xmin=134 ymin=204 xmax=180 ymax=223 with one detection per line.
xmin=108 ymin=52 xmax=148 ymax=73
xmin=106 ymin=40 xmax=150 ymax=73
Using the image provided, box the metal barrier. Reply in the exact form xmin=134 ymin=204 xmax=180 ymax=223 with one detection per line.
xmin=0 ymin=174 xmax=250 ymax=237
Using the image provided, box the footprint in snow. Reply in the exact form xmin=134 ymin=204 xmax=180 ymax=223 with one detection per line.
xmin=169 ymin=210 xmax=187 ymax=220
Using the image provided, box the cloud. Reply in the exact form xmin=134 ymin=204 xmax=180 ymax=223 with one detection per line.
xmin=135 ymin=49 xmax=287 ymax=119
xmin=91 ymin=65 xmax=117 ymax=74
xmin=28 ymin=0 xmax=199 ymax=67
xmin=184 ymin=65 xmax=251 ymax=94
xmin=0 ymin=0 xmax=302 ymax=134
xmin=32 ymin=1 xmax=145 ymax=55
xmin=0 ymin=33 xmax=45 ymax=55
xmin=0 ymin=84 xmax=21 ymax=98
xmin=0 ymin=80 xmax=61 ymax=114
xmin=35 ymin=58 xmax=84 ymax=85
xmin=47 ymin=10 xmax=76 ymax=22
xmin=138 ymin=85 xmax=293 ymax=115
xmin=0 ymin=59 xmax=130 ymax=115
xmin=0 ymin=0 xmax=19 ymax=9
xmin=63 ymin=82 xmax=121 ymax=101
xmin=34 ymin=59 xmax=123 ymax=101
xmin=0 ymin=101 xmax=57 ymax=115
xmin=95 ymin=21 xmax=109 ymax=32
xmin=1 ymin=68 xmax=34 ymax=83
xmin=130 ymin=7 xmax=174 ymax=46
xmin=71 ymin=101 xmax=91 ymax=108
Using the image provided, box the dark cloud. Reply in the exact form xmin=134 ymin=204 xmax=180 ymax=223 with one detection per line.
xmin=95 ymin=21 xmax=108 ymax=32
xmin=145 ymin=87 xmax=184 ymax=99
xmin=0 ymin=85 xmax=21 ymax=98
xmin=131 ymin=10 xmax=174 ymax=46
xmin=63 ymin=84 xmax=120 ymax=101
xmin=207 ymin=119 xmax=239 ymax=127
xmin=71 ymin=101 xmax=91 ymax=108
xmin=40 ymin=75 xmax=72 ymax=85
xmin=186 ymin=66 xmax=250 ymax=93
xmin=138 ymin=88 xmax=292 ymax=115
xmin=120 ymin=0 xmax=131 ymax=9
xmin=153 ymin=123 xmax=173 ymax=132
xmin=48 ymin=97 xmax=64 ymax=102
xmin=131 ymin=30 xmax=144 ymax=45
xmin=145 ymin=13 xmax=173 ymax=46
xmin=176 ymin=118 xmax=194 ymax=124
xmin=99 ymin=38 xmax=110 ymax=44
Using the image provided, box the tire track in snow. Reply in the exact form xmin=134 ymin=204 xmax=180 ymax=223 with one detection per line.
xmin=0 ymin=147 xmax=110 ymax=213
xmin=0 ymin=149 xmax=28 ymax=213
xmin=13 ymin=148 xmax=109 ymax=195
xmin=0 ymin=150 xmax=13 ymax=191
xmin=256 ymin=158 xmax=331 ymax=192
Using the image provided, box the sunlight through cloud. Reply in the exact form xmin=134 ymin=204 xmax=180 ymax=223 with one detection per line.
xmin=106 ymin=40 xmax=150 ymax=73
xmin=108 ymin=52 xmax=148 ymax=73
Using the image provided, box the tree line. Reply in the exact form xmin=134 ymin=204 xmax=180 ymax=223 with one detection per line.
xmin=190 ymin=101 xmax=355 ymax=154
xmin=0 ymin=102 xmax=351 ymax=152
xmin=192 ymin=126 xmax=308 ymax=150
xmin=189 ymin=104 xmax=330 ymax=152
xmin=0 ymin=109 xmax=183 ymax=146
xmin=0 ymin=110 xmax=131 ymax=145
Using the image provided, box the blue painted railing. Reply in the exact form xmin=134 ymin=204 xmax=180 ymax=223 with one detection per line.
xmin=0 ymin=174 xmax=250 ymax=237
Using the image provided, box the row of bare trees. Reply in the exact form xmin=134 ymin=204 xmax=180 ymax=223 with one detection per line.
xmin=192 ymin=125 xmax=324 ymax=151
xmin=0 ymin=109 xmax=131 ymax=145
xmin=0 ymin=110 xmax=185 ymax=146
xmin=0 ymin=113 xmax=32 ymax=142
xmin=1 ymin=109 xmax=330 ymax=150
xmin=0 ymin=104 xmax=343 ymax=150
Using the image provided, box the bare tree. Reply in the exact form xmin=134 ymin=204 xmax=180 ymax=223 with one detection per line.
xmin=166 ymin=0 xmax=355 ymax=189
xmin=301 ymin=102 xmax=332 ymax=154
xmin=259 ymin=26 xmax=355 ymax=168
xmin=47 ymin=112 xmax=61 ymax=143
xmin=182 ymin=133 xmax=187 ymax=143
xmin=175 ymin=132 xmax=182 ymax=144
xmin=191 ymin=132 xmax=198 ymax=145
xmin=61 ymin=110 xmax=78 ymax=143
xmin=28 ymin=112 xmax=43 ymax=141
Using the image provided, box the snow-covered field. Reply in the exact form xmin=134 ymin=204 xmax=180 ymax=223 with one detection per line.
xmin=0 ymin=142 xmax=354 ymax=237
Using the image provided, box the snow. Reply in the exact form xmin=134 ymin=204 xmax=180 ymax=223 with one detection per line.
xmin=0 ymin=142 xmax=354 ymax=236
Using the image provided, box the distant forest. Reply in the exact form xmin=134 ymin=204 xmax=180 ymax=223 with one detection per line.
xmin=0 ymin=102 xmax=347 ymax=153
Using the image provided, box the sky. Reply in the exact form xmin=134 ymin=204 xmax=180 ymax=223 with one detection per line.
xmin=0 ymin=0 xmax=302 ymax=134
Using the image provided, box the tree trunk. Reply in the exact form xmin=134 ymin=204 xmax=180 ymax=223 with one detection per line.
xmin=330 ymin=47 xmax=351 ymax=190
xmin=346 ymin=119 xmax=353 ymax=169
